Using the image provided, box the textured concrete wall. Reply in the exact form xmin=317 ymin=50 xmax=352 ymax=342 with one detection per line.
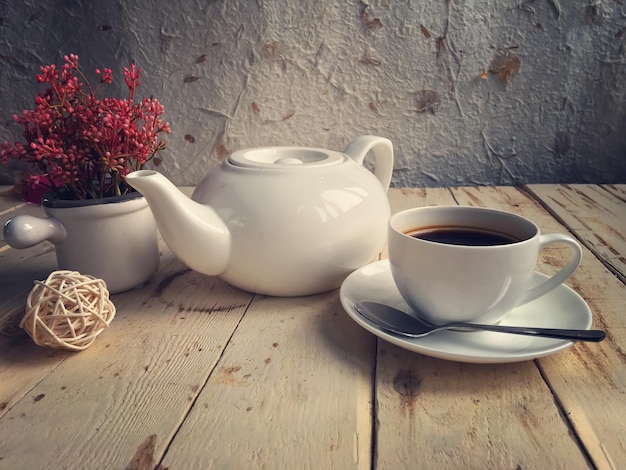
xmin=1 ymin=0 xmax=625 ymax=187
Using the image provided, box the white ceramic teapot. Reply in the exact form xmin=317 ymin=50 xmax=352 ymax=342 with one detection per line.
xmin=125 ymin=135 xmax=394 ymax=296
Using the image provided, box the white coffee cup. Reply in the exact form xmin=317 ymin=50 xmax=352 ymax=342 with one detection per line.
xmin=388 ymin=206 xmax=582 ymax=325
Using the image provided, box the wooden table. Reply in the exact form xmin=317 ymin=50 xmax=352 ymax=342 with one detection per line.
xmin=1 ymin=184 xmax=625 ymax=469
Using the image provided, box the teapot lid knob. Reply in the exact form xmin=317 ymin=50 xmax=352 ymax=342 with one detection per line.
xmin=274 ymin=157 xmax=304 ymax=165
xmin=228 ymin=147 xmax=344 ymax=169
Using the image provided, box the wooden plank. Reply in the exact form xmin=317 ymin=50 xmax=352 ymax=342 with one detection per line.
xmin=526 ymin=184 xmax=626 ymax=284
xmin=0 ymin=241 xmax=58 ymax=343
xmin=1 ymin=185 xmax=622 ymax=469
xmin=0 ymin=186 xmax=21 ymax=213
xmin=162 ymin=290 xmax=377 ymax=469
xmin=601 ymin=184 xmax=626 ymax=202
xmin=374 ymin=186 xmax=589 ymax=468
xmin=0 ymin=236 xmax=61 ymax=421
xmin=387 ymin=186 xmax=456 ymax=210
xmin=0 ymin=330 xmax=72 ymax=420
xmin=0 ymin=255 xmax=254 ymax=468
xmin=450 ymin=185 xmax=626 ymax=469
xmin=376 ymin=354 xmax=589 ymax=469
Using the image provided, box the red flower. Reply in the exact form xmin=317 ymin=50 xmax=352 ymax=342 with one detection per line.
xmin=1 ymin=54 xmax=170 ymax=200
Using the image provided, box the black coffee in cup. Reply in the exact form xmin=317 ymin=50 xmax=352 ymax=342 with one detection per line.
xmin=407 ymin=226 xmax=518 ymax=246
xmin=390 ymin=206 xmax=582 ymax=325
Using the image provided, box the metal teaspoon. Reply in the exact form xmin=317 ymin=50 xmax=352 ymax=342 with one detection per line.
xmin=354 ymin=301 xmax=606 ymax=342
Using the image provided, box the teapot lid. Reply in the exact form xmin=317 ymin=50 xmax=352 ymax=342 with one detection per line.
xmin=228 ymin=147 xmax=345 ymax=169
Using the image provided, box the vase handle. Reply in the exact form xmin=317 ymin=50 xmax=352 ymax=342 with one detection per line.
xmin=4 ymin=215 xmax=67 ymax=248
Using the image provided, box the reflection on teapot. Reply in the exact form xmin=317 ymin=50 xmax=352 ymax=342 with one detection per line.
xmin=126 ymin=135 xmax=393 ymax=296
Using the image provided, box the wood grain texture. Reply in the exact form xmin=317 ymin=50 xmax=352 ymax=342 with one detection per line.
xmin=520 ymin=184 xmax=626 ymax=470
xmin=375 ymin=186 xmax=590 ymax=469
xmin=0 ymin=236 xmax=57 ymax=322
xmin=0 ymin=186 xmax=22 ymax=214
xmin=375 ymin=352 xmax=589 ymax=469
xmin=526 ymin=184 xmax=626 ymax=283
xmin=387 ymin=187 xmax=456 ymax=211
xmin=0 ymin=185 xmax=624 ymax=469
xmin=162 ymin=291 xmax=376 ymax=469
xmin=0 ymin=254 xmax=253 ymax=468
xmin=451 ymin=185 xmax=626 ymax=470
xmin=0 ymin=187 xmax=258 ymax=468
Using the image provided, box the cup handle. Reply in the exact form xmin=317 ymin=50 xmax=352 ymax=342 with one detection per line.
xmin=343 ymin=135 xmax=394 ymax=191
xmin=518 ymin=233 xmax=582 ymax=306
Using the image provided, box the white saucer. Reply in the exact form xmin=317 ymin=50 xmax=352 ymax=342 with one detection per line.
xmin=339 ymin=260 xmax=592 ymax=363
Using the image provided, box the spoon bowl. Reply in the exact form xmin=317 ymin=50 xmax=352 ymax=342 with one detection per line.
xmin=354 ymin=301 xmax=606 ymax=342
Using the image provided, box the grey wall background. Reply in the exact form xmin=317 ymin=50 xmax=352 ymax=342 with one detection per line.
xmin=1 ymin=0 xmax=625 ymax=188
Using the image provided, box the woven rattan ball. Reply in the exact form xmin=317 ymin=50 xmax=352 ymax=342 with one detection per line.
xmin=21 ymin=270 xmax=116 ymax=351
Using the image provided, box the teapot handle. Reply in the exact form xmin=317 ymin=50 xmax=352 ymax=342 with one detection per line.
xmin=343 ymin=136 xmax=394 ymax=192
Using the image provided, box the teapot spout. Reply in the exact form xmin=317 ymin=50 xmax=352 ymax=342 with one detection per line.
xmin=125 ymin=170 xmax=230 ymax=276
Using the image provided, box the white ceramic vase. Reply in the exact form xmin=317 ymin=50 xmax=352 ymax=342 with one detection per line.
xmin=4 ymin=192 xmax=159 ymax=293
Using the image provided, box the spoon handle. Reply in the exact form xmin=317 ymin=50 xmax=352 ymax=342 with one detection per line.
xmin=449 ymin=323 xmax=606 ymax=342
